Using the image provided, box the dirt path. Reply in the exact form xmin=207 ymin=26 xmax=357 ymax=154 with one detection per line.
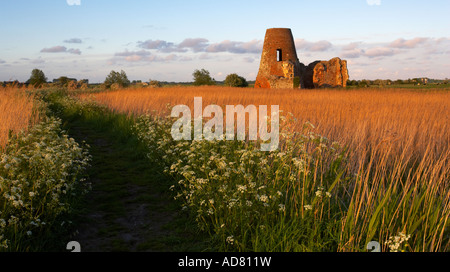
xmin=64 ymin=119 xmax=204 ymax=252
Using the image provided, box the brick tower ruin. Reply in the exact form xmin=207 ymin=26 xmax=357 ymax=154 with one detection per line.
xmin=255 ymin=28 xmax=302 ymax=89
xmin=255 ymin=28 xmax=349 ymax=89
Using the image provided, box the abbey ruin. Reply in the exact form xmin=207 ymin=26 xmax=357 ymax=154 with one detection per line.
xmin=255 ymin=28 xmax=349 ymax=89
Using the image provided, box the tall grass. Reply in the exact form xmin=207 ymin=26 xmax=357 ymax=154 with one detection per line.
xmin=0 ymin=89 xmax=91 ymax=251
xmin=78 ymin=86 xmax=449 ymax=165
xmin=0 ymin=86 xmax=41 ymax=149
xmin=78 ymin=86 xmax=449 ymax=251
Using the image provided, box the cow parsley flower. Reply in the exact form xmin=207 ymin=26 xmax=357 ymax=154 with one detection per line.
xmin=226 ymin=236 xmax=234 ymax=245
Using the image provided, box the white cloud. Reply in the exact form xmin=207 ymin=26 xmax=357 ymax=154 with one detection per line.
xmin=367 ymin=0 xmax=381 ymax=6
xmin=137 ymin=38 xmax=262 ymax=54
xmin=389 ymin=37 xmax=428 ymax=48
xmin=64 ymin=38 xmax=83 ymax=44
xmin=67 ymin=0 xmax=81 ymax=6
xmin=40 ymin=46 xmax=81 ymax=55
xmin=205 ymin=39 xmax=262 ymax=54
xmin=364 ymin=47 xmax=396 ymax=58
xmin=178 ymin=38 xmax=209 ymax=52
xmin=295 ymin=39 xmax=333 ymax=52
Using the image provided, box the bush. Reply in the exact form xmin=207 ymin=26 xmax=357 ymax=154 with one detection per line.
xmin=149 ymin=80 xmax=162 ymax=88
xmin=224 ymin=73 xmax=248 ymax=87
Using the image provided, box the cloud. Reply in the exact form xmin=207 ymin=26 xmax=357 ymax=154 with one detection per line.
xmin=342 ymin=48 xmax=366 ymax=58
xmin=114 ymin=50 xmax=152 ymax=62
xmin=67 ymin=0 xmax=81 ymax=6
xmin=198 ymin=53 xmax=212 ymax=60
xmin=367 ymin=0 xmax=381 ymax=5
xmin=389 ymin=37 xmax=428 ymax=48
xmin=112 ymin=49 xmax=193 ymax=63
xmin=137 ymin=39 xmax=172 ymax=50
xmin=115 ymin=50 xmax=151 ymax=57
xmin=243 ymin=57 xmax=256 ymax=63
xmin=67 ymin=48 xmax=82 ymax=55
xmin=339 ymin=36 xmax=448 ymax=60
xmin=178 ymin=38 xmax=209 ymax=52
xmin=295 ymin=39 xmax=333 ymax=52
xmin=137 ymin=39 xmax=185 ymax=53
xmin=206 ymin=39 xmax=262 ymax=54
xmin=364 ymin=47 xmax=396 ymax=58
xmin=137 ymin=38 xmax=262 ymax=54
xmin=64 ymin=38 xmax=83 ymax=44
xmin=341 ymin=42 xmax=366 ymax=58
xmin=40 ymin=46 xmax=82 ymax=55
xmin=31 ymin=57 xmax=45 ymax=64
xmin=41 ymin=46 xmax=67 ymax=53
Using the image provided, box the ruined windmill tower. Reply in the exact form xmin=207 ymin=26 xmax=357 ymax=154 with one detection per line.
xmin=255 ymin=28 xmax=349 ymax=89
xmin=255 ymin=28 xmax=302 ymax=89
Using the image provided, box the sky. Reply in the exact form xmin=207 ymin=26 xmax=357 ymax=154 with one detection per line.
xmin=0 ymin=0 xmax=449 ymax=83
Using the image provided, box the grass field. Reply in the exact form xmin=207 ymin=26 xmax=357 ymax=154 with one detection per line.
xmin=0 ymin=86 xmax=41 ymax=149
xmin=78 ymin=86 xmax=449 ymax=167
xmin=76 ymin=86 xmax=449 ymax=252
xmin=1 ymin=85 xmax=448 ymax=252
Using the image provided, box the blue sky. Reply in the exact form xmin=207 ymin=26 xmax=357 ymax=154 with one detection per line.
xmin=1 ymin=0 xmax=449 ymax=83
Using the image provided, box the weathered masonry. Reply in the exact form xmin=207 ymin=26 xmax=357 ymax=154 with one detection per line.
xmin=255 ymin=28 xmax=349 ymax=89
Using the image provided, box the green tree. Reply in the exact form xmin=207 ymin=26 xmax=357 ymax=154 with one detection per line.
xmin=104 ymin=70 xmax=130 ymax=88
xmin=224 ymin=73 xmax=248 ymax=87
xmin=192 ymin=69 xmax=215 ymax=86
xmin=27 ymin=69 xmax=47 ymax=88
xmin=56 ymin=76 xmax=70 ymax=87
xmin=358 ymin=80 xmax=370 ymax=88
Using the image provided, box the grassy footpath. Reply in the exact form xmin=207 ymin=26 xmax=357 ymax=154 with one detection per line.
xmin=46 ymin=90 xmax=213 ymax=252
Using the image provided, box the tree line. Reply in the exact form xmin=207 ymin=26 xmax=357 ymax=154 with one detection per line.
xmin=8 ymin=68 xmax=448 ymax=89
xmin=15 ymin=68 xmax=249 ymax=89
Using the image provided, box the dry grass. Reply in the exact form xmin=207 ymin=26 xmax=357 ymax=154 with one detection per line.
xmin=0 ymin=86 xmax=40 ymax=149
xmin=78 ymin=86 xmax=449 ymax=167
xmin=78 ymin=86 xmax=449 ymax=251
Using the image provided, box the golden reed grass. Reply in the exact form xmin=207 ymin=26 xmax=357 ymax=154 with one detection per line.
xmin=78 ymin=86 xmax=449 ymax=167
xmin=79 ymin=86 xmax=449 ymax=251
xmin=0 ymin=86 xmax=40 ymax=149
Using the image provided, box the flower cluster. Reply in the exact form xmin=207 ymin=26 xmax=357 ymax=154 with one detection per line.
xmin=0 ymin=117 xmax=91 ymax=251
xmin=135 ymin=111 xmax=344 ymax=250
xmin=385 ymin=232 xmax=411 ymax=252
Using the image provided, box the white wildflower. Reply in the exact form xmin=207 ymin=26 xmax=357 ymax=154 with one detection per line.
xmin=259 ymin=195 xmax=269 ymax=203
xmin=226 ymin=236 xmax=234 ymax=245
xmin=304 ymin=205 xmax=312 ymax=211
xmin=237 ymin=185 xmax=247 ymax=193
xmin=385 ymin=232 xmax=411 ymax=252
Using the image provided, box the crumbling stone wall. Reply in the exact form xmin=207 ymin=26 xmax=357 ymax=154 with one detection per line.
xmin=300 ymin=58 xmax=349 ymax=88
xmin=255 ymin=28 xmax=349 ymax=89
